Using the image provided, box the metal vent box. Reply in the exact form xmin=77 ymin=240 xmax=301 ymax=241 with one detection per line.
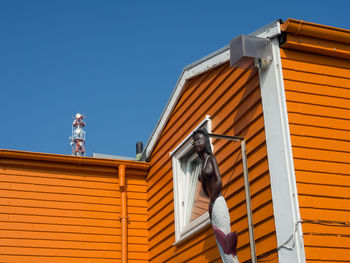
xmin=230 ymin=35 xmax=272 ymax=68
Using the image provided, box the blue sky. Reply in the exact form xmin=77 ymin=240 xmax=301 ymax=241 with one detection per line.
xmin=1 ymin=0 xmax=349 ymax=158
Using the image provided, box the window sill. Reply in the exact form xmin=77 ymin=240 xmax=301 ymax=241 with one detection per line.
xmin=173 ymin=212 xmax=211 ymax=247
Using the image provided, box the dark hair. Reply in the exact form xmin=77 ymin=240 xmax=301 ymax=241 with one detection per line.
xmin=192 ymin=128 xmax=212 ymax=154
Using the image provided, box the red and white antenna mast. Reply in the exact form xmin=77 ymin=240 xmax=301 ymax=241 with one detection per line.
xmin=69 ymin=113 xmax=86 ymax=156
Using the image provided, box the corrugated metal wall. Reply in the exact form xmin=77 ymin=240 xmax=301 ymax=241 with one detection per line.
xmin=147 ymin=62 xmax=278 ymax=262
xmin=281 ymin=46 xmax=350 ymax=261
xmin=0 ymin=153 xmax=148 ymax=263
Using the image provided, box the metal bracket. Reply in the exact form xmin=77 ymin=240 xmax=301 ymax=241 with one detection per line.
xmin=119 ymin=216 xmax=130 ymax=222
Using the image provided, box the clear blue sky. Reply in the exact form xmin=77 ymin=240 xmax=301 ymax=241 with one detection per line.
xmin=1 ymin=0 xmax=349 ymax=158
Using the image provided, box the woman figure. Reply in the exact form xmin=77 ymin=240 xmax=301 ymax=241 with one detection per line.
xmin=192 ymin=129 xmax=239 ymax=263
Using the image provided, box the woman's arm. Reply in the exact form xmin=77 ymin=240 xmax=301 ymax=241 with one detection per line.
xmin=208 ymin=155 xmax=222 ymax=219
xmin=198 ymin=163 xmax=209 ymax=197
xmin=200 ymin=177 xmax=210 ymax=197
xmin=210 ymin=155 xmax=222 ymax=203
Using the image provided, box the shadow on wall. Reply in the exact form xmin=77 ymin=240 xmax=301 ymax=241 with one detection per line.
xmin=214 ymin=65 xmax=260 ymax=193
xmin=212 ymin=64 xmax=260 ymax=260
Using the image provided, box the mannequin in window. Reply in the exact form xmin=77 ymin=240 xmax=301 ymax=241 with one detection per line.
xmin=192 ymin=128 xmax=239 ymax=263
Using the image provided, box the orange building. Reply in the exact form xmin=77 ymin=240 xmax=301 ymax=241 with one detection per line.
xmin=1 ymin=19 xmax=349 ymax=262
xmin=0 ymin=150 xmax=149 ymax=263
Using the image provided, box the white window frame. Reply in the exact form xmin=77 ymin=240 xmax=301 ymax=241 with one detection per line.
xmin=170 ymin=115 xmax=213 ymax=245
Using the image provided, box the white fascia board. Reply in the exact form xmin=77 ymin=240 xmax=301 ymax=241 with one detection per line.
xmin=250 ymin=20 xmax=281 ymax=38
xmin=258 ymin=27 xmax=306 ymax=261
xmin=143 ymin=20 xmax=280 ymax=161
xmin=142 ymin=48 xmax=229 ymax=160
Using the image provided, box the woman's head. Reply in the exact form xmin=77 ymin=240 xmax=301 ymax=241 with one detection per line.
xmin=192 ymin=128 xmax=212 ymax=154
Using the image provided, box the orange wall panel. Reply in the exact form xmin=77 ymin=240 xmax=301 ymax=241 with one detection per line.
xmin=281 ymin=43 xmax=350 ymax=261
xmin=0 ymin=153 xmax=149 ymax=262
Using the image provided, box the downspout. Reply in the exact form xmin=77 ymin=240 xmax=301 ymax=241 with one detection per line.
xmin=119 ymin=164 xmax=127 ymax=263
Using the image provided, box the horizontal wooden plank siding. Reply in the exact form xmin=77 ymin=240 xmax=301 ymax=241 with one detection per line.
xmin=147 ymin=62 xmax=278 ymax=262
xmin=281 ymin=44 xmax=350 ymax=262
xmin=0 ymin=154 xmax=149 ymax=263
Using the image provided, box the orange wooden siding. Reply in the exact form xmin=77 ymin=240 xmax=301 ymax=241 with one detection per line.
xmin=281 ymin=35 xmax=350 ymax=261
xmin=0 ymin=151 xmax=149 ymax=263
xmin=147 ymin=62 xmax=278 ymax=262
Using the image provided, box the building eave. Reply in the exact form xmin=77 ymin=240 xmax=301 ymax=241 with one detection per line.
xmin=281 ymin=19 xmax=350 ymax=60
xmin=281 ymin=18 xmax=350 ymax=44
xmin=0 ymin=149 xmax=149 ymax=171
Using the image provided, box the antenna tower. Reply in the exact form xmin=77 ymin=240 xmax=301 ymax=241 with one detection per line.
xmin=69 ymin=113 xmax=86 ymax=156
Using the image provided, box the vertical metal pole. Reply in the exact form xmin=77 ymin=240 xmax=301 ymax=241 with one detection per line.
xmin=241 ymin=140 xmax=257 ymax=263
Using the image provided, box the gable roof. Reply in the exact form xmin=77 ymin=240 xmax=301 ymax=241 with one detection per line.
xmin=142 ymin=20 xmax=281 ymax=161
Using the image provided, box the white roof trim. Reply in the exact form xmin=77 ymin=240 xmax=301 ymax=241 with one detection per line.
xmin=143 ymin=20 xmax=281 ymax=160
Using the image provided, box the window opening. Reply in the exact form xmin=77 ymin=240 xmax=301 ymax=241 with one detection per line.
xmin=171 ymin=116 xmax=212 ymax=244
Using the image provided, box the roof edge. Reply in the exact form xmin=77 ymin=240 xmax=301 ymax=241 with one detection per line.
xmin=0 ymin=149 xmax=149 ymax=170
xmin=281 ymin=18 xmax=350 ymax=44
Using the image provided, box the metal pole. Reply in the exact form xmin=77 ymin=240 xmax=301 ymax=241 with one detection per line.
xmin=208 ymin=133 xmax=257 ymax=263
xmin=240 ymin=139 xmax=257 ymax=263
xmin=209 ymin=133 xmax=244 ymax=142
